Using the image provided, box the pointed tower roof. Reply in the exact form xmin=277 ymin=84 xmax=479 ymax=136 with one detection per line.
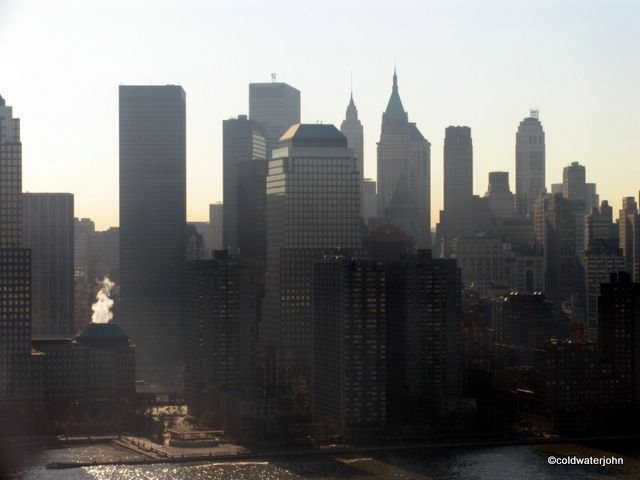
xmin=385 ymin=67 xmax=406 ymax=116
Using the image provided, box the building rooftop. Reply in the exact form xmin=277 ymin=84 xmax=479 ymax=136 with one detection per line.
xmin=75 ymin=322 xmax=130 ymax=345
xmin=279 ymin=124 xmax=347 ymax=148
xmin=384 ymin=69 xmax=406 ymax=116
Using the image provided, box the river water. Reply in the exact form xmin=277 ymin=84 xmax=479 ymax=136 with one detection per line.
xmin=13 ymin=441 xmax=640 ymax=479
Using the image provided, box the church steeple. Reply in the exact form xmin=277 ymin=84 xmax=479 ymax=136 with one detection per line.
xmin=385 ymin=67 xmax=405 ymax=116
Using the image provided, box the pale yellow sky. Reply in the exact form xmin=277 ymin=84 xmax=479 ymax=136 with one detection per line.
xmin=1 ymin=0 xmax=638 ymax=230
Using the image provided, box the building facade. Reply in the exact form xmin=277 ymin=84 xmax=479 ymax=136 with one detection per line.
xmin=222 ymin=115 xmax=267 ymax=252
xmin=119 ymin=85 xmax=186 ymax=382
xmin=249 ymin=82 xmax=301 ymax=154
xmin=0 ymin=95 xmax=42 ymax=412
xmin=442 ymin=126 xmax=473 ymax=238
xmin=312 ymin=256 xmax=386 ymax=440
xmin=515 ymin=111 xmax=545 ymax=218
xmin=377 ymin=70 xmax=431 ymax=248
xmin=261 ymin=124 xmax=361 ymax=407
xmin=22 ymin=193 xmax=74 ymax=336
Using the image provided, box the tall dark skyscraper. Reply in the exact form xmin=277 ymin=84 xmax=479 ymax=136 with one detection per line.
xmin=377 ymin=70 xmax=431 ymax=247
xmin=261 ymin=124 xmax=361 ymax=405
xmin=515 ymin=110 xmax=545 ymax=218
xmin=249 ymin=82 xmax=301 ymax=154
xmin=22 ymin=193 xmax=74 ymax=336
xmin=442 ymin=126 xmax=473 ymax=238
xmin=119 ymin=85 xmax=186 ymax=381
xmin=223 ymin=115 xmax=267 ymax=252
xmin=0 ymin=95 xmax=40 ymax=409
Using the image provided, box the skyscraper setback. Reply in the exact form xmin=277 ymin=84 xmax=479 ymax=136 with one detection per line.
xmin=377 ymin=70 xmax=431 ymax=247
xmin=515 ymin=111 xmax=545 ymax=218
xmin=119 ymin=85 xmax=186 ymax=382
xmin=249 ymin=82 xmax=301 ymax=154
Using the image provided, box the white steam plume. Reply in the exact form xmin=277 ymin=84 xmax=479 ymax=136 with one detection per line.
xmin=91 ymin=277 xmax=115 ymax=324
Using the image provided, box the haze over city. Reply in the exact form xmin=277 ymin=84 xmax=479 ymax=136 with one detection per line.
xmin=1 ymin=0 xmax=638 ymax=229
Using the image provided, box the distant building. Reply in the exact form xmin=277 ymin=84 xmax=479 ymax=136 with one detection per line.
xmin=562 ymin=161 xmax=586 ymax=204
xmin=585 ymin=201 xmax=617 ymax=252
xmin=377 ymin=70 xmax=431 ymax=247
xmin=188 ymin=221 xmax=214 ymax=259
xmin=618 ymin=196 xmax=640 ymax=282
xmin=222 ymin=115 xmax=267 ymax=252
xmin=536 ymin=193 xmax=580 ymax=309
xmin=312 ymin=256 xmax=386 ymax=440
xmin=362 ymin=179 xmax=378 ymax=225
xmin=261 ymin=124 xmax=361 ymax=406
xmin=451 ymin=235 xmax=504 ymax=298
xmin=515 ymin=111 xmax=545 ymax=218
xmin=209 ymin=203 xmax=223 ymax=252
xmin=249 ymin=82 xmax=300 ymax=154
xmin=340 ymin=92 xmax=364 ymax=184
xmin=485 ymin=171 xmax=515 ymax=219
xmin=74 ymin=218 xmax=95 ymax=277
xmin=584 ymin=240 xmax=625 ymax=339
xmin=22 ymin=193 xmax=75 ymax=336
xmin=119 ymin=85 xmax=186 ymax=382
xmin=442 ymin=126 xmax=473 ymax=238
xmin=585 ymin=183 xmax=599 ymax=211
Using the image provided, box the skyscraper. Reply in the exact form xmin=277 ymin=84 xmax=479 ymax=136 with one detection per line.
xmin=562 ymin=161 xmax=586 ymax=204
xmin=402 ymin=250 xmax=462 ymax=421
xmin=0 ymin=95 xmax=41 ymax=410
xmin=249 ymin=82 xmax=301 ymax=154
xmin=184 ymin=252 xmax=257 ymax=416
xmin=22 ymin=193 xmax=74 ymax=336
xmin=312 ymin=256 xmax=386 ymax=440
xmin=538 ymin=193 xmax=580 ymax=309
xmin=377 ymin=70 xmax=431 ymax=247
xmin=209 ymin=203 xmax=223 ymax=252
xmin=119 ymin=85 xmax=186 ymax=381
xmin=515 ymin=110 xmax=545 ymax=218
xmin=223 ymin=115 xmax=267 ymax=252
xmin=619 ymin=196 xmax=640 ymax=282
xmin=261 ymin=124 xmax=361 ymax=405
xmin=442 ymin=126 xmax=473 ymax=238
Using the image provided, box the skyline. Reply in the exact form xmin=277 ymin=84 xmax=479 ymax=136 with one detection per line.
xmin=1 ymin=0 xmax=639 ymax=229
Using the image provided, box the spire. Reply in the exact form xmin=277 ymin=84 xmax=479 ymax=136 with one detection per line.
xmin=350 ymin=71 xmax=353 ymax=101
xmin=385 ymin=67 xmax=405 ymax=116
xmin=0 ymin=94 xmax=5 ymax=107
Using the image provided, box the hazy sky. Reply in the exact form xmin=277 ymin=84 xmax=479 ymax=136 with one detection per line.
xmin=1 ymin=0 xmax=638 ymax=230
